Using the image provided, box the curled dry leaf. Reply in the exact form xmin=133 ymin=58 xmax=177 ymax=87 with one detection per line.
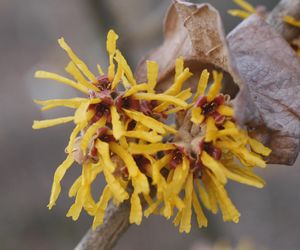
xmin=228 ymin=15 xmax=300 ymax=165
xmin=135 ymin=1 xmax=300 ymax=165
xmin=135 ymin=0 xmax=240 ymax=97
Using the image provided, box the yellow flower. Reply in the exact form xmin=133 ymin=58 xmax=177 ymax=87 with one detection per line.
xmin=143 ymin=70 xmax=271 ymax=233
xmin=33 ymin=29 xmax=189 ymax=229
xmin=33 ymin=30 xmax=271 ymax=233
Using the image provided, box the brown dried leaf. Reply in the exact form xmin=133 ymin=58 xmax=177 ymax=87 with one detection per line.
xmin=228 ymin=15 xmax=300 ymax=165
xmin=135 ymin=0 xmax=240 ymax=96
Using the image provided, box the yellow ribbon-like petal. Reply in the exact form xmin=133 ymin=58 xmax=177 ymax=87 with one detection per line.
xmin=74 ymin=100 xmax=92 ymax=124
xmin=124 ymin=130 xmax=162 ymax=143
xmin=95 ymin=139 xmax=115 ymax=172
xmin=35 ymin=71 xmax=89 ymax=94
xmin=111 ymin=64 xmax=124 ymax=90
xmin=248 ymin=138 xmax=271 ymax=156
xmin=175 ymin=57 xmax=184 ymax=79
xmin=106 ymin=29 xmax=119 ymax=81
xmin=110 ymin=106 xmax=124 ymax=140
xmin=283 ymin=16 xmax=300 ymax=27
xmin=217 ymin=105 xmax=234 ymax=117
xmin=58 ymin=38 xmax=97 ymax=82
xmin=206 ymin=170 xmax=240 ymax=223
xmin=147 ymin=60 xmax=159 ymax=92
xmin=144 ymin=200 xmax=161 ymax=218
xmin=222 ymin=160 xmax=265 ymax=188
xmin=35 ymin=98 xmax=100 ymax=111
xmin=164 ymin=68 xmax=193 ymax=96
xmin=128 ymin=143 xmax=175 ymax=154
xmin=123 ymin=83 xmax=149 ymax=97
xmin=202 ymin=173 xmax=218 ymax=214
xmin=154 ymin=88 xmax=192 ymax=113
xmin=123 ymin=109 xmax=166 ymax=134
xmin=97 ymin=64 xmax=104 ymax=76
xmin=234 ymin=0 xmax=256 ymax=13
xmin=109 ymin=142 xmax=139 ymax=177
xmin=165 ymin=158 xmax=189 ymax=198
xmin=67 ymin=189 xmax=84 ymax=220
xmin=207 ymin=71 xmax=223 ymax=102
xmin=152 ymin=154 xmax=171 ymax=186
xmin=130 ymin=192 xmax=143 ymax=225
xmin=193 ymin=69 xmax=210 ymax=102
xmin=66 ymin=124 xmax=82 ymax=154
xmin=191 ymin=107 xmax=205 ymax=125
xmin=179 ymin=173 xmax=193 ymax=233
xmin=133 ymin=93 xmax=187 ymax=108
xmin=32 ymin=116 xmax=74 ymax=129
xmin=69 ymin=163 xmax=102 ymax=198
xmin=115 ymin=50 xmax=136 ymax=85
xmin=103 ymin=168 xmax=129 ymax=202
xmin=80 ymin=117 xmax=106 ymax=153
xmin=192 ymin=189 xmax=208 ymax=228
xmin=48 ymin=154 xmax=74 ymax=209
xmin=205 ymin=117 xmax=218 ymax=142
xmin=65 ymin=62 xmax=99 ymax=91
xmin=132 ymin=172 xmax=150 ymax=195
xmin=195 ymin=180 xmax=211 ymax=211
xmin=201 ymin=151 xmax=227 ymax=184
xmin=92 ymin=186 xmax=112 ymax=229
xmin=228 ymin=9 xmax=251 ymax=19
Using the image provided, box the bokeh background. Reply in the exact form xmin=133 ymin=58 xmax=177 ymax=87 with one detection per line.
xmin=1 ymin=0 xmax=300 ymax=249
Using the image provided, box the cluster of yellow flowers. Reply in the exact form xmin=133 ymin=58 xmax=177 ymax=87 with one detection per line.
xmin=33 ymin=30 xmax=271 ymax=233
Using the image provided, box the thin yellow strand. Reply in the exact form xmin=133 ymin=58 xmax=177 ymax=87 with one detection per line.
xmin=193 ymin=69 xmax=210 ymax=102
xmin=32 ymin=116 xmax=74 ymax=129
xmin=233 ymin=0 xmax=255 ymax=13
xmin=35 ymin=71 xmax=89 ymax=94
xmin=65 ymin=62 xmax=99 ymax=91
xmin=147 ymin=60 xmax=159 ymax=92
xmin=58 ymin=37 xmax=97 ymax=82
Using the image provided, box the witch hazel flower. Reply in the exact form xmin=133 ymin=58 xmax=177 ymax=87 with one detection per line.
xmin=33 ymin=30 xmax=191 ymax=228
xmin=133 ymin=70 xmax=271 ymax=233
xmin=33 ymin=29 xmax=271 ymax=233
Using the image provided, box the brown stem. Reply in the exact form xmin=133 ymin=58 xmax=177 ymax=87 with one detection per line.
xmin=74 ymin=202 xmax=130 ymax=250
xmin=73 ymin=1 xmax=300 ymax=250
xmin=267 ymin=0 xmax=300 ymax=42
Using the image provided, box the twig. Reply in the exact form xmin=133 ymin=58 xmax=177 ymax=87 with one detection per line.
xmin=267 ymin=0 xmax=300 ymax=42
xmin=74 ymin=202 xmax=130 ymax=250
xmin=74 ymin=1 xmax=300 ymax=250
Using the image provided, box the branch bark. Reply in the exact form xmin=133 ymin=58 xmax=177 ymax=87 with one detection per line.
xmin=74 ymin=202 xmax=130 ymax=250
xmin=267 ymin=0 xmax=300 ymax=42
xmin=74 ymin=1 xmax=300 ymax=249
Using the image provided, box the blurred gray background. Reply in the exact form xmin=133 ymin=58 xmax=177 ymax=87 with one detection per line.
xmin=1 ymin=0 xmax=300 ymax=249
